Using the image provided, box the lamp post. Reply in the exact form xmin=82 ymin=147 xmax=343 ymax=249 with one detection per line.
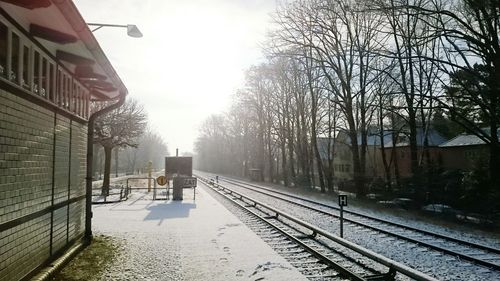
xmin=84 ymin=22 xmax=142 ymax=244
xmin=87 ymin=23 xmax=143 ymax=38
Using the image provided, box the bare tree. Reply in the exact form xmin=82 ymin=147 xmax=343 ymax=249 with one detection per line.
xmin=121 ymin=129 xmax=169 ymax=173
xmin=93 ymin=98 xmax=147 ymax=195
xmin=418 ymin=0 xmax=500 ymax=185
xmin=271 ymin=0 xmax=383 ymax=196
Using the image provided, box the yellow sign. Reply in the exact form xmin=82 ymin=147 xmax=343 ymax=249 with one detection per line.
xmin=156 ymin=175 xmax=167 ymax=186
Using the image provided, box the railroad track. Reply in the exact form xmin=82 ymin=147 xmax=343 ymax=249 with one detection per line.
xmin=197 ymin=176 xmax=438 ymax=281
xmin=206 ymin=175 xmax=500 ymax=273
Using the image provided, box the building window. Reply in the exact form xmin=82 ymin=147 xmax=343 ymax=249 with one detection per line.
xmin=21 ymin=45 xmax=29 ymax=89
xmin=10 ymin=32 xmax=19 ymax=82
xmin=33 ymin=50 xmax=41 ymax=94
xmin=65 ymin=75 xmax=71 ymax=109
xmin=76 ymin=86 xmax=82 ymax=116
xmin=62 ymin=73 xmax=68 ymax=108
xmin=72 ymin=82 xmax=78 ymax=113
xmin=58 ymin=70 xmax=72 ymax=109
xmin=83 ymin=89 xmax=89 ymax=118
xmin=0 ymin=22 xmax=7 ymax=77
xmin=57 ymin=69 xmax=63 ymax=106
xmin=465 ymin=150 xmax=477 ymax=160
xmin=41 ymin=57 xmax=47 ymax=97
xmin=49 ymin=63 xmax=55 ymax=101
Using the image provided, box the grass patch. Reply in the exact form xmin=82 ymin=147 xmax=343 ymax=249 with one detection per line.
xmin=51 ymin=235 xmax=120 ymax=281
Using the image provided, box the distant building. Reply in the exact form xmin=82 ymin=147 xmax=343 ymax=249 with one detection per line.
xmin=316 ymin=137 xmax=334 ymax=162
xmin=382 ymin=128 xmax=448 ymax=178
xmin=439 ymin=129 xmax=497 ymax=171
xmin=331 ymin=132 xmax=353 ymax=181
xmin=321 ymin=129 xmax=392 ymax=182
xmin=318 ymin=127 xmax=497 ymax=185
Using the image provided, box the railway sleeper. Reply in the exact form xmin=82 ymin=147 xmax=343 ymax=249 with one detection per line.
xmin=267 ymin=240 xmax=294 ymax=246
xmin=275 ymin=248 xmax=306 ymax=254
xmin=293 ymin=263 xmax=330 ymax=271
xmin=273 ymin=243 xmax=300 ymax=250
xmin=262 ymin=233 xmax=281 ymax=238
xmin=287 ymin=252 xmax=312 ymax=259
xmin=304 ymin=272 xmax=340 ymax=280
xmin=290 ymin=260 xmax=324 ymax=266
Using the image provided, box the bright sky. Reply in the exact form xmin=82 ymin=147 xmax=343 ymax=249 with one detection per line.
xmin=74 ymin=0 xmax=277 ymax=154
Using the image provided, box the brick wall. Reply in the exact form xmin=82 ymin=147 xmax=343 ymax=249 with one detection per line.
xmin=0 ymin=88 xmax=88 ymax=281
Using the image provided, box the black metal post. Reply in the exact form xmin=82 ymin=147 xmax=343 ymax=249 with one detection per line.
xmin=340 ymin=205 xmax=344 ymax=238
xmin=85 ymin=92 xmax=126 ymax=244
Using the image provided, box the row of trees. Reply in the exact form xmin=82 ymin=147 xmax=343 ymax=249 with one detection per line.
xmin=195 ymin=0 xmax=500 ymax=202
xmin=92 ymin=98 xmax=169 ymax=195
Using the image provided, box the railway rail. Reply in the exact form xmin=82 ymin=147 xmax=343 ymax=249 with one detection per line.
xmin=206 ymin=175 xmax=500 ymax=272
xmin=197 ymin=175 xmax=439 ymax=281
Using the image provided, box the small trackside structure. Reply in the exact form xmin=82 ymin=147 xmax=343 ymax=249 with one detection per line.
xmin=165 ymin=156 xmax=196 ymax=200
xmin=0 ymin=1 xmax=128 ymax=280
xmin=165 ymin=156 xmax=193 ymax=177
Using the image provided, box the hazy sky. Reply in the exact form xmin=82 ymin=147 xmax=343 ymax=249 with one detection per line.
xmin=74 ymin=0 xmax=277 ymax=154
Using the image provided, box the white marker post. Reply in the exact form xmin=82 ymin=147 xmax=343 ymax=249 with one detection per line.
xmin=338 ymin=195 xmax=347 ymax=238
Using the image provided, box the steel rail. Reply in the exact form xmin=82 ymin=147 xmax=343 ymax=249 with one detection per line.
xmin=214 ymin=176 xmax=500 ymax=271
xmin=199 ymin=179 xmax=368 ymax=281
xmin=221 ymin=176 xmax=500 ymax=255
xmin=197 ymin=175 xmax=439 ymax=281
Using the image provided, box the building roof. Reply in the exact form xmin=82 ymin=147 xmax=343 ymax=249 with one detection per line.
xmin=384 ymin=128 xmax=447 ymax=148
xmin=335 ymin=129 xmax=393 ymax=146
xmin=439 ymin=134 xmax=485 ymax=147
xmin=317 ymin=130 xmax=392 ymax=160
xmin=317 ymin=137 xmax=334 ymax=160
xmin=364 ymin=131 xmax=392 ymax=146
xmin=0 ymin=0 xmax=127 ymax=99
xmin=439 ymin=128 xmax=499 ymax=147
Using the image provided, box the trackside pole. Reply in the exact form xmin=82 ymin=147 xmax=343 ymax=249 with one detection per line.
xmin=338 ymin=195 xmax=347 ymax=238
xmin=340 ymin=205 xmax=344 ymax=238
xmin=147 ymin=161 xmax=153 ymax=192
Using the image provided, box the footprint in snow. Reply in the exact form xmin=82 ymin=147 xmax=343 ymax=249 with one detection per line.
xmin=236 ymin=269 xmax=245 ymax=277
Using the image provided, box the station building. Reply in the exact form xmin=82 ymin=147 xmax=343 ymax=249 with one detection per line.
xmin=0 ymin=1 xmax=127 ymax=280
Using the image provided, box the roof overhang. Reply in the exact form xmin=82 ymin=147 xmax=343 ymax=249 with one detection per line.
xmin=0 ymin=0 xmax=127 ymax=100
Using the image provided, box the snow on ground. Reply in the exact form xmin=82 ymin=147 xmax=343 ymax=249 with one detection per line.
xmin=200 ymin=171 xmax=500 ymax=249
xmin=91 ymin=185 xmax=308 ymax=281
xmin=196 ymin=171 xmax=500 ymax=281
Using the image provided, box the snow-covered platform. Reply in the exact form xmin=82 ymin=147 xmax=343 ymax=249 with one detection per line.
xmin=92 ymin=185 xmax=308 ymax=280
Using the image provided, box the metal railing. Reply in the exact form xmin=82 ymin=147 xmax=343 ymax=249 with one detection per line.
xmin=91 ymin=185 xmax=128 ymax=204
xmin=125 ymin=177 xmax=169 ymax=200
xmin=197 ymin=176 xmax=439 ymax=281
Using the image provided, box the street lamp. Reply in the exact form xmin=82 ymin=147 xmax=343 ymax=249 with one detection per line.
xmin=87 ymin=23 xmax=143 ymax=38
xmin=84 ymin=21 xmax=142 ymax=243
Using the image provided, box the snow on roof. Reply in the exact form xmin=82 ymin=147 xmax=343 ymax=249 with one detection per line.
xmin=439 ymin=128 xmax=499 ymax=147
xmin=317 ymin=137 xmax=334 ymax=160
xmin=364 ymin=131 xmax=392 ymax=146
xmin=439 ymin=134 xmax=485 ymax=147
xmin=334 ymin=129 xmax=393 ymax=146
xmin=385 ymin=128 xmax=447 ymax=148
